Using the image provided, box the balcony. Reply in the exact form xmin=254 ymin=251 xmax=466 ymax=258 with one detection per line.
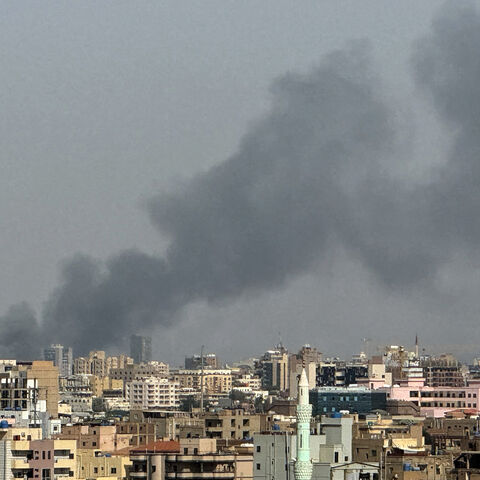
xmin=130 ymin=472 xmax=148 ymax=478
xmin=167 ymin=456 xmax=235 ymax=463
xmin=12 ymin=459 xmax=29 ymax=469
xmin=54 ymin=459 xmax=74 ymax=468
xmin=166 ymin=473 xmax=234 ymax=479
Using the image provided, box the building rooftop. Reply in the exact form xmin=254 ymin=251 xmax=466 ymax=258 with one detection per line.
xmin=130 ymin=440 xmax=180 ymax=454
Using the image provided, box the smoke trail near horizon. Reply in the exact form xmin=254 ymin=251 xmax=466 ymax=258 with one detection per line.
xmin=3 ymin=2 xmax=480 ymax=357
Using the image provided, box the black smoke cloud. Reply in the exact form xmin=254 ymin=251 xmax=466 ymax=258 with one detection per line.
xmin=2 ymin=2 xmax=480 ymax=356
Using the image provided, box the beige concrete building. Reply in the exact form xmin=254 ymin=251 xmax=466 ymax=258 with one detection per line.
xmin=128 ymin=411 xmax=205 ymax=440
xmin=74 ymin=351 xmax=107 ymax=376
xmin=129 ymin=438 xmax=252 ymax=480
xmin=77 ymin=449 xmax=132 ymax=480
xmin=202 ymin=410 xmax=262 ymax=440
xmin=0 ymin=436 xmax=76 ymax=480
xmin=110 ymin=363 xmax=169 ymax=387
xmin=91 ymin=376 xmax=124 ymax=397
xmin=172 ymin=369 xmax=232 ymax=394
xmin=23 ymin=361 xmax=60 ymax=418
xmin=56 ymin=425 xmax=131 ymax=452
xmin=106 ymin=355 xmax=134 ymax=373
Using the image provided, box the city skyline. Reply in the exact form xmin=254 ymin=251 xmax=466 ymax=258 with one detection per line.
xmin=3 ymin=1 xmax=480 ymax=362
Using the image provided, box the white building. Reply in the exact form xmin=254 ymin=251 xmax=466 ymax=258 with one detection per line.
xmin=127 ymin=376 xmax=179 ymax=409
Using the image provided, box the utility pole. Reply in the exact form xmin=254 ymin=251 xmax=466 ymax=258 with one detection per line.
xmin=200 ymin=345 xmax=205 ymax=413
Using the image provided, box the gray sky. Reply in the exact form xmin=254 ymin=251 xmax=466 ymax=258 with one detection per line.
xmin=1 ymin=1 xmax=478 ymax=364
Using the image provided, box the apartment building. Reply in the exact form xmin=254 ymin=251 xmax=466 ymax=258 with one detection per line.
xmin=260 ymin=350 xmax=289 ymax=392
xmin=74 ymin=351 xmax=107 ymax=377
xmin=59 ymin=374 xmax=93 ymax=413
xmin=110 ymin=363 xmax=169 ymax=388
xmin=56 ymin=425 xmax=131 ymax=452
xmin=0 ymin=361 xmax=59 ymax=419
xmin=172 ymin=370 xmax=232 ymax=394
xmin=106 ymin=355 xmax=134 ymax=373
xmin=388 ymin=377 xmax=480 ymax=417
xmin=74 ymin=352 xmax=134 ymax=377
xmin=202 ymin=410 xmax=263 ymax=440
xmin=353 ymin=416 xmax=425 ymax=463
xmin=76 ymin=449 xmax=132 ymax=480
xmin=185 ymin=354 xmax=219 ymax=370
xmin=128 ymin=411 xmax=205 ymax=440
xmin=127 ymin=378 xmax=179 ymax=410
xmin=90 ymin=376 xmax=124 ymax=397
xmin=129 ymin=438 xmax=252 ymax=480
xmin=0 ymin=435 xmax=76 ymax=480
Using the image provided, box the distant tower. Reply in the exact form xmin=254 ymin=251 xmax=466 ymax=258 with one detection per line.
xmin=43 ymin=344 xmax=73 ymax=377
xmin=415 ymin=334 xmax=419 ymax=359
xmin=130 ymin=335 xmax=152 ymax=364
xmin=294 ymin=369 xmax=312 ymax=480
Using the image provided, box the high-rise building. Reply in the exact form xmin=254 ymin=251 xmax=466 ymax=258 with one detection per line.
xmin=130 ymin=335 xmax=152 ymax=364
xmin=43 ymin=344 xmax=73 ymax=377
xmin=261 ymin=349 xmax=289 ymax=392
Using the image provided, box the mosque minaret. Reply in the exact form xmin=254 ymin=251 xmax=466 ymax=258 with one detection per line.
xmin=294 ymin=368 xmax=313 ymax=480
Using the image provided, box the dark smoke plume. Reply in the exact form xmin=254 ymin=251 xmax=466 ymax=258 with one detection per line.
xmin=2 ymin=2 xmax=480 ymax=356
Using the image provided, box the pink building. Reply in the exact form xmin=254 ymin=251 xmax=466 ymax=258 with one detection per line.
xmin=386 ymin=377 xmax=480 ymax=417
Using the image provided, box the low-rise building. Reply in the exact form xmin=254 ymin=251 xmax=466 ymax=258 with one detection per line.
xmin=129 ymin=438 xmax=252 ymax=480
xmin=77 ymin=448 xmax=132 ymax=480
xmin=202 ymin=410 xmax=263 ymax=440
xmin=388 ymin=377 xmax=480 ymax=417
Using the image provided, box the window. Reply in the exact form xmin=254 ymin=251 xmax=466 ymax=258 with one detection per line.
xmin=256 ymin=446 xmax=261 ymax=453
xmin=194 ymin=448 xmax=198 ymax=455
xmin=184 ymin=448 xmax=188 ymax=455
xmin=256 ymin=464 xmax=261 ymax=471
xmin=94 ymin=468 xmax=98 ymax=474
xmin=111 ymin=468 xmax=117 ymax=474
xmin=334 ymin=452 xmax=339 ymax=463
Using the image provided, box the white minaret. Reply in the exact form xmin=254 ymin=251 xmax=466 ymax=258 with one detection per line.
xmin=294 ymin=368 xmax=312 ymax=480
